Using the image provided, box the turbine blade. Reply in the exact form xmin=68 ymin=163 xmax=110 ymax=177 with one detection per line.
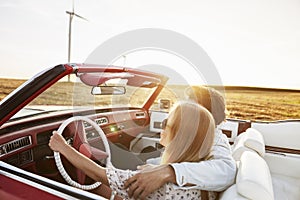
xmin=74 ymin=13 xmax=89 ymax=21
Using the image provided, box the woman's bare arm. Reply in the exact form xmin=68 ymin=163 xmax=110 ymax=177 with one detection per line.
xmin=49 ymin=131 xmax=109 ymax=185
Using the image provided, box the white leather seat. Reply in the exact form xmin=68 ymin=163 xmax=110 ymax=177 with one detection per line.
xmin=219 ymin=184 xmax=248 ymax=200
xmin=220 ymin=151 xmax=274 ymax=200
xmin=232 ymin=128 xmax=265 ymax=161
xmin=220 ymin=128 xmax=274 ymax=200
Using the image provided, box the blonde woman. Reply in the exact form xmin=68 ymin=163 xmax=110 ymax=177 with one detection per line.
xmin=49 ymin=101 xmax=216 ymax=199
xmin=126 ymin=86 xmax=235 ymax=199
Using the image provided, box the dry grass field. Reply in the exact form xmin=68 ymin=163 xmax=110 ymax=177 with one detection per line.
xmin=0 ymin=78 xmax=299 ymax=121
xmin=224 ymin=87 xmax=300 ymax=121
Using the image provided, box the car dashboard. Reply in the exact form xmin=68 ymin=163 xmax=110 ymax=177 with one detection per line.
xmin=0 ymin=107 xmax=151 ymax=180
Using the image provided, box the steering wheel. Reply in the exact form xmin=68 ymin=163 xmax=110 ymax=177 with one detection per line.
xmin=53 ymin=116 xmax=112 ymax=190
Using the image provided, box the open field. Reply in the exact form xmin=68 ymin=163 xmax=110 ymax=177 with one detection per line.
xmin=224 ymin=87 xmax=300 ymax=121
xmin=0 ymin=78 xmax=299 ymax=121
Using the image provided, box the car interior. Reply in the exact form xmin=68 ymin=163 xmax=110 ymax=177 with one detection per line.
xmin=0 ymin=64 xmax=299 ymax=199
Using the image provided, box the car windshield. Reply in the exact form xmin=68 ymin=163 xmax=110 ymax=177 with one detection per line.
xmin=10 ymin=72 xmax=158 ymax=120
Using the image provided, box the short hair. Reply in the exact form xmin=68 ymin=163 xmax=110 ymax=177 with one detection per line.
xmin=161 ymin=101 xmax=215 ymax=164
xmin=185 ymin=86 xmax=226 ymax=125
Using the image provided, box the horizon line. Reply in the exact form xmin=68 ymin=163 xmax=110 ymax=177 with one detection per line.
xmin=0 ymin=77 xmax=299 ymax=92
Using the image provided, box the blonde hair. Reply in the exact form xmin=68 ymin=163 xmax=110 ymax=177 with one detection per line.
xmin=185 ymin=86 xmax=226 ymax=125
xmin=161 ymin=101 xmax=215 ymax=164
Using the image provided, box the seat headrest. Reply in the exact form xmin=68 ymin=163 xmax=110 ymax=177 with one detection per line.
xmin=232 ymin=128 xmax=265 ymax=160
xmin=236 ymin=151 xmax=274 ymax=200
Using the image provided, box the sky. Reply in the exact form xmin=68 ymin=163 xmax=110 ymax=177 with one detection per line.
xmin=0 ymin=0 xmax=300 ymax=89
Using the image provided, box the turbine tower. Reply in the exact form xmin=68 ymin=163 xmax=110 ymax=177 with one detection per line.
xmin=66 ymin=0 xmax=88 ymax=81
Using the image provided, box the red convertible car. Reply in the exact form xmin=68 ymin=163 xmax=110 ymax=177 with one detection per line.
xmin=0 ymin=63 xmax=299 ymax=199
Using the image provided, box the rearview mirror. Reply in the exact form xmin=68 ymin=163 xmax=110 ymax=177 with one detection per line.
xmin=91 ymin=86 xmax=126 ymax=95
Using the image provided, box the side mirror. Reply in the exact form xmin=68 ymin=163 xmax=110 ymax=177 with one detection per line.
xmin=91 ymin=86 xmax=126 ymax=95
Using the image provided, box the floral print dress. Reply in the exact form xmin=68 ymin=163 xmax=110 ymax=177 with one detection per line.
xmin=106 ymin=167 xmax=216 ymax=200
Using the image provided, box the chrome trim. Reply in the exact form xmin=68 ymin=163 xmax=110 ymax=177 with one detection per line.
xmin=45 ymin=155 xmax=54 ymax=159
xmin=0 ymin=136 xmax=32 ymax=157
xmin=95 ymin=117 xmax=109 ymax=126
xmin=135 ymin=112 xmax=145 ymax=119
xmin=83 ymin=117 xmax=109 ymax=129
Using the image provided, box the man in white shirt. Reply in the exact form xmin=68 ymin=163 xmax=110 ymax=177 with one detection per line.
xmin=124 ymin=86 xmax=237 ymax=199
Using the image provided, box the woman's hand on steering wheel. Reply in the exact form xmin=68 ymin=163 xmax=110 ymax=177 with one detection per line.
xmin=49 ymin=131 xmax=68 ymax=153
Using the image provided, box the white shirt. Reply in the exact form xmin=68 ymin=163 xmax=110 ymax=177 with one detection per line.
xmin=170 ymin=128 xmax=237 ymax=191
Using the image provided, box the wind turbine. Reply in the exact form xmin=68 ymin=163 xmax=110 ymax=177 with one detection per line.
xmin=66 ymin=0 xmax=88 ymax=81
